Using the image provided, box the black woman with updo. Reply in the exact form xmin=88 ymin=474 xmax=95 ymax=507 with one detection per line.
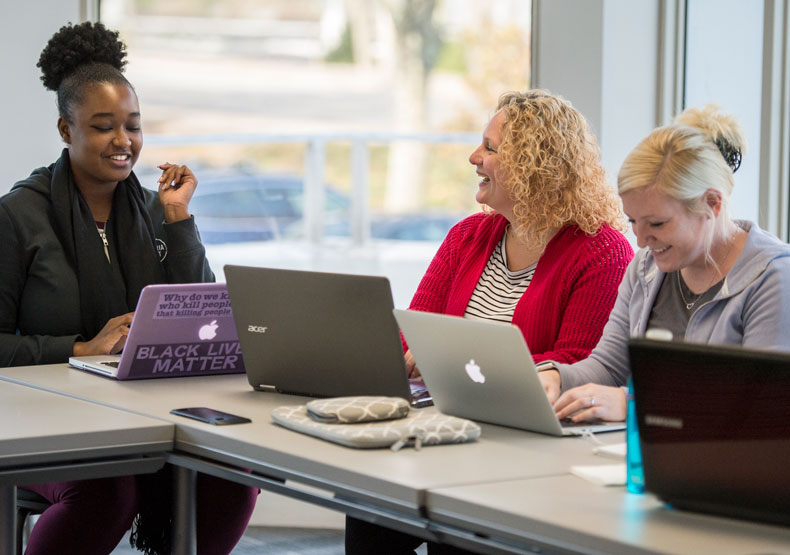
xmin=0 ymin=22 xmax=257 ymax=554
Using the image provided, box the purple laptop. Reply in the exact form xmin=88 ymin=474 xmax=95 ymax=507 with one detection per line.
xmin=69 ymin=283 xmax=245 ymax=379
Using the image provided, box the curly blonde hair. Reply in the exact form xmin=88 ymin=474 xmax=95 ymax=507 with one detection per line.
xmin=495 ymin=90 xmax=626 ymax=246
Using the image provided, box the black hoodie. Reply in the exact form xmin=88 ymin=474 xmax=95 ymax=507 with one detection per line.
xmin=0 ymin=151 xmax=214 ymax=366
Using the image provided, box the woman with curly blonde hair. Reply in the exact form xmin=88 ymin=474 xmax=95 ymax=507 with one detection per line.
xmin=402 ymin=89 xmax=633 ymax=379
xmin=345 ymin=90 xmax=633 ymax=554
xmin=496 ymin=90 xmax=625 ymax=246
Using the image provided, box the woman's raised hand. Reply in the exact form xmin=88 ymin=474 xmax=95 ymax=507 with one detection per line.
xmin=157 ymin=163 xmax=198 ymax=223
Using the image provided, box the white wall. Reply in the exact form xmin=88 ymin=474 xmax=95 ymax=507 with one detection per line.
xmin=0 ymin=1 xmax=81 ymax=193
xmin=600 ymin=1 xmax=660 ymax=183
xmin=531 ymin=1 xmax=605 ymax=137
xmin=532 ymin=0 xmax=661 ymax=189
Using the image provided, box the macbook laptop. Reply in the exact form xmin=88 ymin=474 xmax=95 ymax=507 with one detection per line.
xmin=629 ymin=338 xmax=790 ymax=526
xmin=69 ymin=283 xmax=245 ymax=379
xmin=224 ymin=265 xmax=431 ymax=406
xmin=394 ymin=309 xmax=625 ymax=436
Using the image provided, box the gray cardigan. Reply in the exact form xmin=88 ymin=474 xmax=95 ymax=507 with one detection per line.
xmin=557 ymin=221 xmax=790 ymax=390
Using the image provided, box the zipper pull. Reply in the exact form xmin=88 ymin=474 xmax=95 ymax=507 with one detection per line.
xmin=97 ymin=227 xmax=110 ymax=262
xmin=390 ymin=438 xmax=407 ymax=452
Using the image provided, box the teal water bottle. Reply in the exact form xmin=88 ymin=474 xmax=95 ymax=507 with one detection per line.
xmin=627 ymin=328 xmax=672 ymax=493
xmin=625 ymin=377 xmax=644 ymax=494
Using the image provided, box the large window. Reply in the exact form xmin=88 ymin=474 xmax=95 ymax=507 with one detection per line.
xmin=101 ymin=0 xmax=532 ymax=306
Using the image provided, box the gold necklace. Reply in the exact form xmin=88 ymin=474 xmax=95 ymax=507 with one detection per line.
xmin=676 ymin=233 xmax=738 ymax=310
xmin=676 ymin=272 xmax=704 ymax=310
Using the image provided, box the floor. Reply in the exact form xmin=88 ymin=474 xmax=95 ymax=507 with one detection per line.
xmin=22 ymin=521 xmax=432 ymax=553
xmin=109 ymin=527 xmax=347 ymax=554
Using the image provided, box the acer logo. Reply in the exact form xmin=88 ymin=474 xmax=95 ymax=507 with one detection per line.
xmin=247 ymin=325 xmax=269 ymax=334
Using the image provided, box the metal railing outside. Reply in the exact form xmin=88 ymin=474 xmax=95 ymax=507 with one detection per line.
xmin=145 ymin=131 xmax=479 ymax=246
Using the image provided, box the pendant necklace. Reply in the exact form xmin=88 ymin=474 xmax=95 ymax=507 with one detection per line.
xmin=677 ymin=272 xmax=704 ymax=310
xmin=677 ymin=235 xmax=736 ymax=310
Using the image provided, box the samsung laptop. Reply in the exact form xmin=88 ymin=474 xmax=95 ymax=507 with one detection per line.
xmin=394 ymin=309 xmax=625 ymax=436
xmin=224 ymin=265 xmax=431 ymax=406
xmin=629 ymin=338 xmax=790 ymax=526
xmin=69 ymin=283 xmax=245 ymax=379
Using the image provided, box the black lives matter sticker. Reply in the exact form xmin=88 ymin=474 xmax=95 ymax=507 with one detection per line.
xmin=133 ymin=341 xmax=244 ymax=373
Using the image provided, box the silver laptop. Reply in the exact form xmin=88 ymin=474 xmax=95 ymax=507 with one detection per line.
xmin=224 ymin=265 xmax=431 ymax=406
xmin=69 ymin=283 xmax=245 ymax=379
xmin=394 ymin=309 xmax=625 ymax=436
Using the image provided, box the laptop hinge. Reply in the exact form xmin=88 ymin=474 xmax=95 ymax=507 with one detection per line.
xmin=258 ymin=384 xmax=277 ymax=392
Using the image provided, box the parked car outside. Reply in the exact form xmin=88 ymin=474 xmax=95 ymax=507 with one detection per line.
xmin=141 ymin=169 xmax=467 ymax=244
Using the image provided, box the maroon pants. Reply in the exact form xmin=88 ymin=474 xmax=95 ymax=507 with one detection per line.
xmin=24 ymin=471 xmax=257 ymax=555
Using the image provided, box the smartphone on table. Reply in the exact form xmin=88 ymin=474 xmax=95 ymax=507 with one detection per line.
xmin=170 ymin=407 xmax=251 ymax=425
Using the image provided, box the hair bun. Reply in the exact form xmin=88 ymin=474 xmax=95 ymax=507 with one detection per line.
xmin=37 ymin=21 xmax=127 ymax=91
xmin=673 ymin=104 xmax=746 ymax=172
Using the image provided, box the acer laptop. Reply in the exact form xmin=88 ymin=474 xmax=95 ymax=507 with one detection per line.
xmin=224 ymin=265 xmax=431 ymax=406
xmin=629 ymin=338 xmax=790 ymax=526
xmin=394 ymin=309 xmax=625 ymax=436
xmin=69 ymin=283 xmax=245 ymax=379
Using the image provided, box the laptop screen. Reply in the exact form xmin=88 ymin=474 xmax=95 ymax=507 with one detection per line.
xmin=70 ymin=283 xmax=245 ymax=380
xmin=125 ymin=283 xmax=243 ymax=376
xmin=628 ymin=338 xmax=790 ymax=525
xmin=224 ymin=265 xmax=411 ymax=399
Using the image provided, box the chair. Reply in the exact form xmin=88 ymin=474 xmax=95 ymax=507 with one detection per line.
xmin=16 ymin=489 xmax=50 ymax=555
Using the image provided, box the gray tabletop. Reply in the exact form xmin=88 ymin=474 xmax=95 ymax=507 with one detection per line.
xmin=0 ymin=378 xmax=172 ymax=468
xmin=0 ymin=365 xmax=612 ymax=514
xmin=426 ymin=474 xmax=790 ymax=554
xmin=0 ymin=378 xmax=174 ymax=555
xmin=4 ymin=365 xmax=788 ymax=555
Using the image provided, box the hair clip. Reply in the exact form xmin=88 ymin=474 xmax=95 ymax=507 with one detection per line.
xmin=714 ymin=139 xmax=742 ymax=173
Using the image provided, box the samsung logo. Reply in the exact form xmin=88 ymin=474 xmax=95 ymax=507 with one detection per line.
xmin=644 ymin=414 xmax=684 ymax=429
xmin=247 ymin=325 xmax=269 ymax=334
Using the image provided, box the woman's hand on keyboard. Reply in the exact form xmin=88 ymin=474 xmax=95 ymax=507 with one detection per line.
xmin=553 ymin=384 xmax=626 ymax=423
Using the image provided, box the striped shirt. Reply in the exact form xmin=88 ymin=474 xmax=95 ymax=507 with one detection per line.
xmin=464 ymin=233 xmax=536 ymax=323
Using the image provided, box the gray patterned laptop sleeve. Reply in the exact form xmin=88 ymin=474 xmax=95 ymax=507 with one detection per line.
xmin=272 ymin=397 xmax=481 ymax=450
xmin=305 ymin=396 xmax=410 ymax=423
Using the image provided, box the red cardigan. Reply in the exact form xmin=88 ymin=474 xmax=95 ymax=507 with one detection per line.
xmin=408 ymin=212 xmax=633 ymax=364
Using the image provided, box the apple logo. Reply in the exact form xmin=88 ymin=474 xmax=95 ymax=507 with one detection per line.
xmin=465 ymin=359 xmax=485 ymax=383
xmin=198 ymin=320 xmax=219 ymax=340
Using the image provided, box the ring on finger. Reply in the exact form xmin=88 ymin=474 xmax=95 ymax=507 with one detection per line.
xmin=590 ymin=397 xmax=596 ymax=407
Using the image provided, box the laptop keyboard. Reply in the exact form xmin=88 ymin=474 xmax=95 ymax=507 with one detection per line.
xmin=101 ymin=361 xmax=120 ymax=368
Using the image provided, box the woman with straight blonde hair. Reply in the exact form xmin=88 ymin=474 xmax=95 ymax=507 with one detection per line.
xmin=540 ymin=105 xmax=790 ymax=422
